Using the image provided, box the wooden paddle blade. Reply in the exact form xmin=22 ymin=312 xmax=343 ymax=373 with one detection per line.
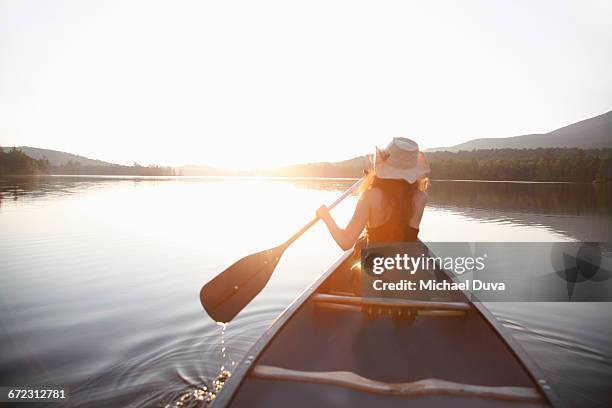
xmin=200 ymin=245 xmax=285 ymax=323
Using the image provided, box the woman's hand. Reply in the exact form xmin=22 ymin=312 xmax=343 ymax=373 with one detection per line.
xmin=316 ymin=193 xmax=369 ymax=251
xmin=316 ymin=205 xmax=331 ymax=222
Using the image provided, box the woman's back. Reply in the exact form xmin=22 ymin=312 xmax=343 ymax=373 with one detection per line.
xmin=362 ymin=182 xmax=427 ymax=243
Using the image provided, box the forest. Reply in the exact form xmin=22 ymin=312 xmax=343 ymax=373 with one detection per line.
xmin=51 ymin=161 xmax=177 ymax=176
xmin=0 ymin=147 xmax=50 ymax=175
xmin=426 ymin=148 xmax=612 ymax=182
xmin=0 ymin=147 xmax=175 ymax=176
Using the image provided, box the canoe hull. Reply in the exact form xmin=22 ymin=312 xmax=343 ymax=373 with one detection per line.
xmin=213 ymin=248 xmax=559 ymax=407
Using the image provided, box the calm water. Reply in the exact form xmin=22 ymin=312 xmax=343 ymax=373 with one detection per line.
xmin=0 ymin=176 xmax=611 ymax=407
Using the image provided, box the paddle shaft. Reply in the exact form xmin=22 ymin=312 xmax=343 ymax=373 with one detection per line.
xmin=282 ymin=177 xmax=364 ymax=248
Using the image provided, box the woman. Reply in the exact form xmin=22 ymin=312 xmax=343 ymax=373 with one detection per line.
xmin=316 ymin=137 xmax=430 ymax=251
xmin=317 ymin=138 xmax=430 ymax=322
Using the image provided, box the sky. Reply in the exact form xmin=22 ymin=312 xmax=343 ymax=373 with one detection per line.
xmin=1 ymin=0 xmax=611 ymax=169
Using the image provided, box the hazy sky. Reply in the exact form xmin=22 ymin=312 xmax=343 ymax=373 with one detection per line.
xmin=1 ymin=0 xmax=611 ymax=169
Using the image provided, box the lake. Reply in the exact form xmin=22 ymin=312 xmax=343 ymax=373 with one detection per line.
xmin=0 ymin=176 xmax=611 ymax=407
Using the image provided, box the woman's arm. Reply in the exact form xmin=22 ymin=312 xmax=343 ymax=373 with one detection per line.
xmin=409 ymin=190 xmax=428 ymax=228
xmin=316 ymin=192 xmax=369 ymax=251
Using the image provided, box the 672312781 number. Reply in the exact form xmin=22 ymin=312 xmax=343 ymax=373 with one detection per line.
xmin=1 ymin=387 xmax=68 ymax=402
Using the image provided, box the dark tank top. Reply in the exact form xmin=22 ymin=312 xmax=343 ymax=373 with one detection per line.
xmin=352 ymin=212 xmax=420 ymax=263
xmin=364 ymin=221 xmax=419 ymax=243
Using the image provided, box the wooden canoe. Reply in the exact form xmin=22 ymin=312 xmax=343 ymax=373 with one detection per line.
xmin=212 ymin=245 xmax=561 ymax=407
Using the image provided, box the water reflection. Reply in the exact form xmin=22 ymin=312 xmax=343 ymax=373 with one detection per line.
xmin=428 ymin=180 xmax=612 ymax=216
xmin=424 ymin=181 xmax=612 ymax=243
xmin=0 ymin=176 xmax=610 ymax=407
xmin=4 ymin=176 xmax=609 ymax=244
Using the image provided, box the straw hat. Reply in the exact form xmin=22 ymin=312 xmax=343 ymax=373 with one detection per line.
xmin=374 ymin=137 xmax=430 ymax=183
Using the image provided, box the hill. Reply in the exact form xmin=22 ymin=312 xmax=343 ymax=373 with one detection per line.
xmin=0 ymin=146 xmax=175 ymax=176
xmin=427 ymin=110 xmax=612 ymax=152
xmin=1 ymin=146 xmax=114 ymax=167
xmin=0 ymin=147 xmax=50 ymax=175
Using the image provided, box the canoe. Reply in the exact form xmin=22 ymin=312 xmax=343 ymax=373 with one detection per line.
xmin=212 ymin=245 xmax=561 ymax=407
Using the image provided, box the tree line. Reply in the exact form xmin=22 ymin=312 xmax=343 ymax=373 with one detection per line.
xmin=427 ymin=148 xmax=612 ymax=182
xmin=262 ymin=148 xmax=612 ymax=182
xmin=2 ymin=146 xmax=611 ymax=182
xmin=0 ymin=147 xmax=175 ymax=176
xmin=52 ymin=160 xmax=177 ymax=176
xmin=0 ymin=147 xmax=51 ymax=175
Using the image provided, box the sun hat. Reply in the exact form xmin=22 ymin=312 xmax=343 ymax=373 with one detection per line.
xmin=374 ymin=137 xmax=430 ymax=183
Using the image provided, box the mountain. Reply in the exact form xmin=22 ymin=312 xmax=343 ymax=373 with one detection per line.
xmin=427 ymin=110 xmax=612 ymax=152
xmin=1 ymin=146 xmax=114 ymax=167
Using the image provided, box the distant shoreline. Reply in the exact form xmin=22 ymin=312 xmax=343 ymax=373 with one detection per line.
xmin=2 ymin=145 xmax=611 ymax=183
xmin=1 ymin=173 xmax=607 ymax=185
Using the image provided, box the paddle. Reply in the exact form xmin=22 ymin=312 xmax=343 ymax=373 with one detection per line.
xmin=200 ymin=177 xmax=365 ymax=323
